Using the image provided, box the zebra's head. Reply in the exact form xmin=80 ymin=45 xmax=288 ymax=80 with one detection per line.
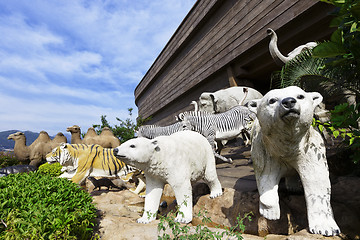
xmin=180 ymin=117 xmax=194 ymax=131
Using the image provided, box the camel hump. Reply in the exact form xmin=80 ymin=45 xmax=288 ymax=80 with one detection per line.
xmin=84 ymin=127 xmax=98 ymax=138
xmin=100 ymin=127 xmax=115 ymax=136
xmin=37 ymin=131 xmax=51 ymax=142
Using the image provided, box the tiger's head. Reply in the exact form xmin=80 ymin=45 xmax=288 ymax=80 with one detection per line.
xmin=46 ymin=143 xmax=78 ymax=173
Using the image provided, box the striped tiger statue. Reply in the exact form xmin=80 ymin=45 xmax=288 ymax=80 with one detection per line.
xmin=46 ymin=143 xmax=138 ymax=185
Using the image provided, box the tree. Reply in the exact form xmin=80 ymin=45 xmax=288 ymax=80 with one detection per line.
xmin=93 ymin=108 xmax=151 ymax=143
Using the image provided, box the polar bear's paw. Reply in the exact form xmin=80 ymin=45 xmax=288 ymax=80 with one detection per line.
xmin=309 ymin=219 xmax=340 ymax=236
xmin=137 ymin=213 xmax=156 ymax=224
xmin=259 ymin=202 xmax=280 ymax=220
xmin=174 ymin=214 xmax=192 ymax=224
xmin=136 ymin=217 xmax=153 ymax=224
xmin=209 ymin=190 xmax=223 ymax=199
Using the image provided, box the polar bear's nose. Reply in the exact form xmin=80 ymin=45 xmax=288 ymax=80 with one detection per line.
xmin=113 ymin=148 xmax=118 ymax=155
xmin=281 ymin=97 xmax=296 ymax=109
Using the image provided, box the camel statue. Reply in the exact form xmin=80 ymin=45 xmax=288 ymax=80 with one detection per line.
xmin=66 ymin=125 xmax=98 ymax=144
xmin=98 ymin=127 xmax=121 ymax=148
xmin=66 ymin=125 xmax=83 ymax=144
xmin=66 ymin=125 xmax=120 ymax=148
xmin=7 ymin=132 xmax=31 ymax=163
xmin=267 ymin=28 xmax=317 ymax=66
xmin=8 ymin=131 xmax=67 ymax=166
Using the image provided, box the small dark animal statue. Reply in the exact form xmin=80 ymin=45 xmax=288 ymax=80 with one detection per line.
xmin=87 ymin=176 xmax=124 ymax=191
xmin=0 ymin=165 xmax=37 ymax=177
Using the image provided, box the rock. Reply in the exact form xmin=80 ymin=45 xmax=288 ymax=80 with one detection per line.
xmin=192 ymin=188 xmax=290 ymax=236
xmin=91 ymin=188 xmax=348 ymax=240
xmin=89 ymin=144 xmax=360 ymax=239
xmin=192 ymin=183 xmax=359 ymax=239
xmin=331 ymin=176 xmax=360 ymax=239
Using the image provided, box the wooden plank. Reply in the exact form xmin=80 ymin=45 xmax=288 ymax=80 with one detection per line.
xmin=148 ymin=0 xmax=295 ymax=111
xmin=161 ymin=0 xmax=315 ymax=103
xmin=135 ymin=0 xmax=218 ymax=96
xmin=227 ymin=66 xmax=237 ymax=87
xmin=137 ymin=0 xmax=328 ymax=120
xmin=137 ymin=0 xmax=286 ymax=116
xmin=188 ymin=0 xmax=319 ymax=88
xmin=142 ymin=0 xmax=267 ymax=108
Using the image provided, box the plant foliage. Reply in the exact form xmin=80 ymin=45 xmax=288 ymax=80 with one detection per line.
xmin=93 ymin=108 xmax=151 ymax=143
xmin=271 ymin=0 xmax=360 ymax=164
xmin=38 ymin=162 xmax=63 ymax=177
xmin=157 ymin=198 xmax=252 ymax=239
xmin=0 ymin=172 xmax=97 ymax=239
xmin=313 ymin=0 xmax=360 ymax=96
xmin=313 ymin=103 xmax=360 ymax=163
xmin=0 ymin=152 xmax=21 ymax=168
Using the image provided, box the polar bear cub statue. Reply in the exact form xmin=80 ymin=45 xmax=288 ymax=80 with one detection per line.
xmin=113 ymin=130 xmax=223 ymax=224
xmin=248 ymin=86 xmax=340 ymax=236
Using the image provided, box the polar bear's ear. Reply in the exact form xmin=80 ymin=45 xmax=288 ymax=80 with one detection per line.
xmin=151 ymin=140 xmax=160 ymax=152
xmin=309 ymin=92 xmax=323 ymax=108
xmin=248 ymin=99 xmax=261 ymax=114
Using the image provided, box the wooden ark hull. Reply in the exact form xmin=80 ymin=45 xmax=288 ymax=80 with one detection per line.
xmin=135 ymin=0 xmax=334 ymax=126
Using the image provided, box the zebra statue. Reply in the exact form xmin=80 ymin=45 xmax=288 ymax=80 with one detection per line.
xmin=179 ymin=105 xmax=256 ymax=158
xmin=136 ymin=122 xmax=183 ymax=139
xmin=136 ymin=119 xmax=233 ymax=164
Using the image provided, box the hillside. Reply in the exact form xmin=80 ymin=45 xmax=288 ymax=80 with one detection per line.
xmin=0 ymin=130 xmax=71 ymax=150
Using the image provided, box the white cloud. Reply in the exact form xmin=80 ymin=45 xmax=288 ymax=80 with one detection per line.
xmin=0 ymin=93 xmax=134 ymax=136
xmin=0 ymin=0 xmax=196 ymax=136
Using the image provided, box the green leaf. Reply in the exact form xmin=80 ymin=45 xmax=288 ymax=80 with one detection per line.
xmin=312 ymin=42 xmax=347 ymax=58
xmin=329 ymin=16 xmax=343 ymax=28
xmin=350 ymin=3 xmax=360 ymax=19
xmin=333 ymin=130 xmax=340 ymax=138
xmin=350 ymin=22 xmax=358 ymax=33
xmin=331 ymin=29 xmax=343 ymax=44
xmin=320 ymin=0 xmax=345 ymax=6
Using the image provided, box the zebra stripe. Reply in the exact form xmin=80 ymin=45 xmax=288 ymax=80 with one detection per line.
xmin=137 ymin=122 xmax=183 ymax=139
xmin=180 ymin=105 xmax=256 ymax=153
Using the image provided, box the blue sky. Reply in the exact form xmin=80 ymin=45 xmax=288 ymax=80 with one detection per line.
xmin=0 ymin=0 xmax=195 ymax=136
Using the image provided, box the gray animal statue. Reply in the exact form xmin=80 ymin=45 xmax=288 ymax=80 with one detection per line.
xmin=267 ymin=28 xmax=317 ymax=66
xmin=198 ymin=86 xmax=263 ymax=113
xmin=0 ymin=165 xmax=37 ymax=177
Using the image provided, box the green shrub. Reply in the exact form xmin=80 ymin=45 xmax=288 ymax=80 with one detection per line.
xmin=0 ymin=151 xmax=21 ymax=168
xmin=38 ymin=162 xmax=63 ymax=177
xmin=0 ymin=172 xmax=97 ymax=239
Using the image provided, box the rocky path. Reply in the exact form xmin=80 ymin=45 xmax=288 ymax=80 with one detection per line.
xmin=89 ymin=144 xmax=360 ymax=240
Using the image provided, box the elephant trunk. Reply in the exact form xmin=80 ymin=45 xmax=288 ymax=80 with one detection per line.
xmin=190 ymin=101 xmax=198 ymax=112
xmin=267 ymin=28 xmax=291 ymax=66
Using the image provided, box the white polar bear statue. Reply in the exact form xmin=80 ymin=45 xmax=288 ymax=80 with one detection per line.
xmin=113 ymin=130 xmax=223 ymax=224
xmin=248 ymin=86 xmax=340 ymax=236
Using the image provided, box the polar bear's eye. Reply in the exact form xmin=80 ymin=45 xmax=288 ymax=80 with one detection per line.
xmin=269 ymin=98 xmax=277 ymax=104
xmin=297 ymin=95 xmax=305 ymax=100
xmin=130 ymin=144 xmax=135 ymax=148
